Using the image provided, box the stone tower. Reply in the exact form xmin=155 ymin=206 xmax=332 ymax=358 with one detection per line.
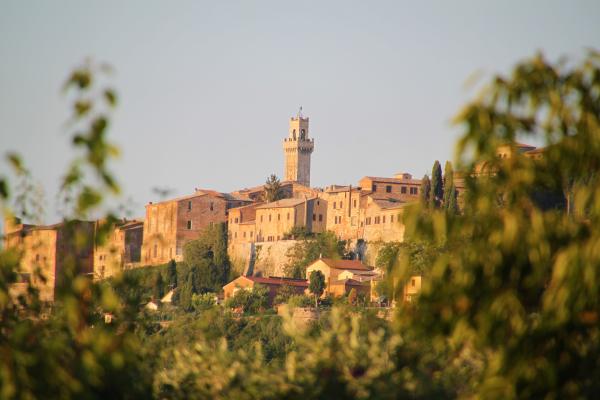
xmin=283 ymin=109 xmax=314 ymax=187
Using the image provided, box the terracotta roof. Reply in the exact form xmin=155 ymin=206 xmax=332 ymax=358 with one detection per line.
xmin=255 ymin=198 xmax=311 ymax=209
xmin=245 ymin=276 xmax=308 ymax=287
xmin=371 ymin=198 xmax=407 ymax=210
xmin=361 ymin=176 xmax=422 ymax=185
xmin=317 ymin=258 xmax=373 ymax=271
xmin=331 ymin=278 xmax=369 ymax=286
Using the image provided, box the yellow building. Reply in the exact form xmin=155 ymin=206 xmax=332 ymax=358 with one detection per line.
xmin=254 ymin=197 xmax=327 ymax=242
xmin=3 ymin=218 xmax=95 ymax=302
xmin=305 ymin=258 xmax=374 ymax=297
xmin=93 ymin=219 xmax=143 ymax=279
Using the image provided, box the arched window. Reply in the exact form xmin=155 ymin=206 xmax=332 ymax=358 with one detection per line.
xmin=300 ymin=129 xmax=306 ymax=139
xmin=292 ymin=129 xmax=296 ymax=140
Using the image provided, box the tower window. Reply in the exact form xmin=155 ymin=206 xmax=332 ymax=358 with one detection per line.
xmin=188 ymin=200 xmax=192 ymax=211
xmin=210 ymin=202 xmax=214 ymax=211
xmin=319 ymin=214 xmax=323 ymax=222
xmin=301 ymin=129 xmax=306 ymax=139
xmin=187 ymin=220 xmax=192 ymax=230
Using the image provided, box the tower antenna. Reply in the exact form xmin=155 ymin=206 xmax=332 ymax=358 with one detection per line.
xmin=298 ymin=106 xmax=303 ymax=118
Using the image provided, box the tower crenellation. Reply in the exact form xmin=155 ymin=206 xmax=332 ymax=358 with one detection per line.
xmin=283 ymin=108 xmax=314 ymax=187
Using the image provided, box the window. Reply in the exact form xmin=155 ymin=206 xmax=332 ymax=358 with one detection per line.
xmin=234 ymin=232 xmax=237 ymax=238
xmin=319 ymin=214 xmax=323 ymax=222
xmin=401 ymin=186 xmax=407 ymax=194
xmin=353 ymin=199 xmax=357 ymax=208
xmin=372 ymin=184 xmax=377 ymax=192
xmin=391 ymin=215 xmax=394 ymax=223
xmin=188 ymin=200 xmax=192 ymax=211
xmin=333 ymin=202 xmax=336 ymax=209
xmin=243 ymin=232 xmax=246 ymax=238
xmin=235 ymin=217 xmax=239 ymax=223
xmin=250 ymin=231 xmax=253 ymax=237
xmin=386 ymin=185 xmax=392 ymax=193
xmin=260 ymin=215 xmax=263 ymax=222
xmin=383 ymin=215 xmax=386 ymax=223
xmin=340 ymin=201 xmax=343 ymax=209
xmin=312 ymin=214 xmax=316 ymax=221
xmin=287 ymin=212 xmax=290 ymax=220
xmin=187 ymin=220 xmax=192 ymax=230
xmin=411 ymin=278 xmax=416 ymax=287
xmin=410 ymin=187 xmax=418 ymax=195
xmin=210 ymin=202 xmax=214 ymax=211
xmin=269 ymin=214 xmax=272 ymax=222
xmin=278 ymin=214 xmax=281 ymax=221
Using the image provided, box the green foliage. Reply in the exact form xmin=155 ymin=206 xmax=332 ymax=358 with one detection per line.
xmin=191 ymin=292 xmax=216 ymax=310
xmin=167 ymin=259 xmax=177 ymax=289
xmin=262 ymin=174 xmax=284 ymax=203
xmin=398 ymin=51 xmax=600 ymax=397
xmin=309 ymin=270 xmax=325 ymax=307
xmin=177 ymin=266 xmax=201 ymax=312
xmin=419 ymin=174 xmax=431 ymax=206
xmin=182 ymin=223 xmax=230 ymax=292
xmin=287 ymin=294 xmax=313 ymax=308
xmin=430 ymin=160 xmax=443 ymax=208
xmin=442 ymin=161 xmax=459 ymax=214
xmin=224 ymin=284 xmax=270 ymax=314
xmin=273 ymin=284 xmax=296 ymax=305
xmin=155 ymin=307 xmax=446 ymax=399
xmin=153 ymin=271 xmax=164 ymax=301
xmin=284 ymin=231 xmax=344 ymax=278
xmin=0 ymin=61 xmax=151 ymax=398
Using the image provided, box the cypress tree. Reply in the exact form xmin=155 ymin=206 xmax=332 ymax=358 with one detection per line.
xmin=153 ymin=271 xmax=164 ymax=301
xmin=167 ymin=259 xmax=177 ymax=289
xmin=420 ymin=175 xmax=431 ymax=207
xmin=447 ymin=183 xmax=458 ymax=214
xmin=430 ymin=160 xmax=443 ymax=208
xmin=443 ymin=161 xmax=454 ymax=209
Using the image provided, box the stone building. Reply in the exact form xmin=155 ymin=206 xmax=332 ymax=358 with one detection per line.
xmin=3 ymin=218 xmax=95 ymax=302
xmin=322 ymin=185 xmax=366 ymax=241
xmin=360 ymin=195 xmax=406 ymax=242
xmin=283 ymin=110 xmax=314 ymax=187
xmin=93 ymin=219 xmax=143 ymax=279
xmin=358 ymin=173 xmax=422 ymax=200
xmin=305 ymin=258 xmax=374 ymax=297
xmin=222 ymin=275 xmax=308 ymax=305
xmin=142 ymin=189 xmax=251 ymax=265
xmin=254 ymin=197 xmax=327 ymax=242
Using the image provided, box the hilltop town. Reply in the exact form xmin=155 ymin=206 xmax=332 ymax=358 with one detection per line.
xmin=4 ymin=110 xmax=552 ymax=305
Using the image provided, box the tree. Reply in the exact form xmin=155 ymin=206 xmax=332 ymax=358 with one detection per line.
xmin=309 ymin=270 xmax=326 ymax=308
xmin=178 ymin=266 xmax=200 ymax=312
xmin=273 ymin=284 xmax=296 ymax=305
xmin=446 ymin=183 xmax=458 ymax=214
xmin=420 ymin=174 xmax=431 ymax=207
xmin=183 ymin=223 xmax=231 ymax=292
xmin=442 ymin=161 xmax=454 ymax=208
xmin=400 ymin=51 xmax=600 ymax=397
xmin=224 ymin=284 xmax=269 ymax=314
xmin=284 ymin=231 xmax=343 ymax=278
xmin=167 ymin=259 xmax=178 ymax=289
xmin=263 ymin=174 xmax=284 ymax=203
xmin=430 ymin=160 xmax=443 ymax=208
xmin=153 ymin=271 xmax=164 ymax=301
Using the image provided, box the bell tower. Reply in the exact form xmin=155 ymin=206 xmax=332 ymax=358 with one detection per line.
xmin=283 ymin=107 xmax=314 ymax=187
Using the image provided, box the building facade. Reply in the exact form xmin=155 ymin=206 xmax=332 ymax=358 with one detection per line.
xmin=142 ymin=190 xmax=251 ymax=265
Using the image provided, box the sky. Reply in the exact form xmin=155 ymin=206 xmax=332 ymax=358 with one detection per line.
xmin=1 ymin=1 xmax=599 ymax=223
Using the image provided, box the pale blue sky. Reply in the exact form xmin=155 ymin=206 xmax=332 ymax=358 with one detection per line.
xmin=1 ymin=1 xmax=599 ymax=222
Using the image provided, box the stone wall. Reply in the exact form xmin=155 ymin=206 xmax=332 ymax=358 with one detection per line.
xmin=228 ymin=239 xmax=299 ymax=277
